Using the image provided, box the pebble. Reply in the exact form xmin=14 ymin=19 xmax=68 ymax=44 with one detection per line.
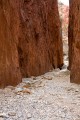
xmin=75 ymin=89 xmax=79 ymax=92
xmin=0 ymin=113 xmax=8 ymax=118
xmin=43 ymin=76 xmax=53 ymax=81
xmin=22 ymin=88 xmax=31 ymax=94
xmin=14 ymin=87 xmax=23 ymax=93
xmin=27 ymin=113 xmax=32 ymax=119
xmin=8 ymin=112 xmax=16 ymax=116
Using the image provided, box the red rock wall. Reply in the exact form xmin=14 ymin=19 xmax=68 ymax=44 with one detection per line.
xmin=68 ymin=0 xmax=73 ymax=70
xmin=18 ymin=0 xmax=63 ymax=77
xmin=0 ymin=0 xmax=22 ymax=88
xmin=69 ymin=0 xmax=80 ymax=83
xmin=0 ymin=0 xmax=63 ymax=87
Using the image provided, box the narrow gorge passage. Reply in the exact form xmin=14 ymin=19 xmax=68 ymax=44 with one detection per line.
xmin=0 ymin=1 xmax=80 ymax=120
xmin=58 ymin=0 xmax=69 ymax=69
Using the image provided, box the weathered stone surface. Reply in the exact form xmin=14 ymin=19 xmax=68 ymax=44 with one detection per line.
xmin=18 ymin=0 xmax=63 ymax=77
xmin=68 ymin=0 xmax=73 ymax=70
xmin=0 ymin=0 xmax=63 ymax=87
xmin=69 ymin=0 xmax=80 ymax=83
xmin=0 ymin=0 xmax=22 ymax=88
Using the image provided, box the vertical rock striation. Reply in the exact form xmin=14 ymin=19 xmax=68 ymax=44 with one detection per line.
xmin=18 ymin=0 xmax=63 ymax=77
xmin=0 ymin=0 xmax=22 ymax=88
xmin=0 ymin=0 xmax=63 ymax=87
xmin=69 ymin=0 xmax=80 ymax=83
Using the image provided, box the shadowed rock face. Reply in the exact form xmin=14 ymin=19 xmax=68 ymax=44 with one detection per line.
xmin=0 ymin=0 xmax=63 ymax=87
xmin=68 ymin=0 xmax=73 ymax=70
xmin=69 ymin=0 xmax=80 ymax=83
xmin=0 ymin=0 xmax=22 ymax=88
xmin=18 ymin=0 xmax=63 ymax=77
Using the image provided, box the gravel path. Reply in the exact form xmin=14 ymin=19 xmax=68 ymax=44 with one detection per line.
xmin=0 ymin=67 xmax=80 ymax=120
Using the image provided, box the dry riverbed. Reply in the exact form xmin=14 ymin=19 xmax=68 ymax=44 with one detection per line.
xmin=0 ymin=66 xmax=80 ymax=120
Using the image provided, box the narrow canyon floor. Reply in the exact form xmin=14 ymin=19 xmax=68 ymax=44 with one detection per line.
xmin=0 ymin=57 xmax=80 ymax=120
xmin=0 ymin=35 xmax=80 ymax=120
xmin=0 ymin=67 xmax=80 ymax=120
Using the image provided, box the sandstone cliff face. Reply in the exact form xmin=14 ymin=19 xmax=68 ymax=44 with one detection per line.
xmin=69 ymin=0 xmax=80 ymax=83
xmin=18 ymin=0 xmax=63 ymax=77
xmin=0 ymin=0 xmax=21 ymax=88
xmin=0 ymin=0 xmax=63 ymax=87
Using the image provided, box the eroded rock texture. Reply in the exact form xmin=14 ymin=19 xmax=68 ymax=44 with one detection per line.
xmin=0 ymin=0 xmax=63 ymax=87
xmin=69 ymin=0 xmax=80 ymax=83
xmin=0 ymin=0 xmax=22 ymax=88
xmin=18 ymin=0 xmax=63 ymax=77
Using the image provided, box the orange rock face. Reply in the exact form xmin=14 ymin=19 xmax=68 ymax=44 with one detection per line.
xmin=69 ymin=0 xmax=80 ymax=83
xmin=18 ymin=0 xmax=63 ymax=77
xmin=0 ymin=0 xmax=63 ymax=87
xmin=0 ymin=0 xmax=22 ymax=88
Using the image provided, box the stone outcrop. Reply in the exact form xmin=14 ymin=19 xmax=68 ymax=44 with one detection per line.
xmin=0 ymin=0 xmax=63 ymax=87
xmin=0 ymin=0 xmax=22 ymax=88
xmin=69 ymin=0 xmax=80 ymax=83
xmin=18 ymin=0 xmax=63 ymax=77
